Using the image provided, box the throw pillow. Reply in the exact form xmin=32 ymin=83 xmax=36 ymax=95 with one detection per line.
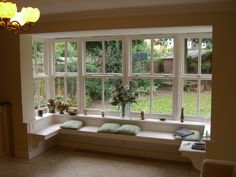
xmin=97 ymin=123 xmax=121 ymax=133
xmin=116 ymin=124 xmax=141 ymax=135
xmin=60 ymin=120 xmax=83 ymax=130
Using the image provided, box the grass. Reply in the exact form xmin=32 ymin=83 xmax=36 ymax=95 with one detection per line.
xmin=131 ymin=91 xmax=211 ymax=116
xmin=90 ymin=91 xmax=211 ymax=117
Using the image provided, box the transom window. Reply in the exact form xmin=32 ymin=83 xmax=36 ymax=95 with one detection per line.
xmin=32 ymin=32 xmax=212 ymax=121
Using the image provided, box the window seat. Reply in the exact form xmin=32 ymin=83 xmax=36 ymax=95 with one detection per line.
xmin=30 ymin=123 xmax=62 ymax=140
xmin=28 ymin=114 xmax=207 ymax=144
xmin=59 ymin=126 xmax=181 ymax=145
xmin=27 ymin=114 xmax=208 ymax=161
xmin=30 ymin=123 xmax=181 ymax=145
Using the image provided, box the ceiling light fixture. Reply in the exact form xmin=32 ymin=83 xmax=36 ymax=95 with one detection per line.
xmin=0 ymin=0 xmax=40 ymax=33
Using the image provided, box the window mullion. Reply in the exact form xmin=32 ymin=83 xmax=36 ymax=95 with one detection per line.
xmin=102 ymin=41 xmax=105 ymax=74
xmin=45 ymin=39 xmax=51 ymax=99
xmin=198 ymin=37 xmax=202 ymax=75
xmin=34 ymin=42 xmax=38 ymax=73
xmin=64 ymin=77 xmax=67 ymax=101
xmin=36 ymin=79 xmax=40 ymax=108
xmin=151 ymin=38 xmax=154 ymax=75
xmin=197 ymin=79 xmax=201 ymax=116
xmin=123 ymin=38 xmax=129 ymax=85
xmin=102 ymin=78 xmax=105 ymax=110
xmin=150 ymin=79 xmax=153 ymax=113
xmin=197 ymin=37 xmax=202 ymax=116
xmin=52 ymin=40 xmax=56 ymax=99
xmin=65 ymin=42 xmax=68 ymax=73
xmin=174 ymin=34 xmax=183 ymax=119
xmin=78 ymin=39 xmax=84 ymax=112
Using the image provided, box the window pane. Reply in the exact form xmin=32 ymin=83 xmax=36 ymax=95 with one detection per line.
xmin=32 ymin=42 xmax=44 ymax=73
xmin=132 ymin=39 xmax=151 ymax=73
xmin=55 ymin=42 xmax=65 ymax=72
xmin=185 ymin=38 xmax=199 ymax=74
xmin=183 ymin=80 xmax=198 ymax=115
xmin=55 ymin=77 xmax=65 ymax=100
xmin=85 ymin=78 xmax=102 ymax=109
xmin=153 ymin=80 xmax=173 ymax=114
xmin=67 ymin=77 xmax=77 ymax=107
xmin=105 ymin=40 xmax=122 ymax=73
xmin=36 ymin=42 xmax=44 ymax=73
xmin=67 ymin=42 xmax=78 ymax=72
xmin=104 ymin=78 xmax=123 ymax=110
xmin=153 ymin=38 xmax=174 ymax=74
xmin=201 ymin=38 xmax=212 ymax=74
xmin=86 ymin=41 xmax=102 ymax=73
xmin=200 ymin=80 xmax=211 ymax=116
xmin=39 ymin=78 xmax=47 ymax=107
xmin=130 ymin=79 xmax=150 ymax=112
xmin=32 ymin=43 xmax=36 ymax=73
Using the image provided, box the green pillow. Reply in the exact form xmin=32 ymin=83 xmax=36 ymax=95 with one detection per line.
xmin=116 ymin=124 xmax=141 ymax=135
xmin=174 ymin=130 xmax=201 ymax=141
xmin=97 ymin=123 xmax=121 ymax=133
xmin=60 ymin=120 xmax=83 ymax=130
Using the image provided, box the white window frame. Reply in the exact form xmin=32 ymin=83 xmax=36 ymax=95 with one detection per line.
xmin=128 ymin=35 xmax=176 ymax=119
xmin=180 ymin=33 xmax=212 ymax=121
xmin=52 ymin=39 xmax=79 ymax=108
xmin=32 ymin=31 xmax=212 ymax=121
xmin=32 ymin=40 xmax=48 ymax=109
xmin=82 ymin=37 xmax=124 ymax=115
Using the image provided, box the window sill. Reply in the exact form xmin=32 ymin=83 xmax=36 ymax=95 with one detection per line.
xmin=26 ymin=113 xmax=53 ymax=123
xmin=54 ymin=113 xmax=207 ymax=127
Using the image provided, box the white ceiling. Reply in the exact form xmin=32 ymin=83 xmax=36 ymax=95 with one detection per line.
xmin=13 ymin=0 xmax=235 ymax=15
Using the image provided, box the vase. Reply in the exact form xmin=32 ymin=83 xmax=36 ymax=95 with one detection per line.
xmin=47 ymin=99 xmax=56 ymax=113
xmin=120 ymin=104 xmax=128 ymax=118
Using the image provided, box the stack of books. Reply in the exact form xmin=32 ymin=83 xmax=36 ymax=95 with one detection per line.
xmin=191 ymin=142 xmax=205 ymax=150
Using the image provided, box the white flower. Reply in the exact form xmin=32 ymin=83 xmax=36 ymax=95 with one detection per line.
xmin=112 ymin=86 xmax=116 ymax=92
xmin=128 ymin=93 xmax=133 ymax=97
xmin=123 ymin=96 xmax=128 ymax=101
xmin=124 ymin=85 xmax=129 ymax=90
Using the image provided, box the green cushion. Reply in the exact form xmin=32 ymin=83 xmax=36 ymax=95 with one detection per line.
xmin=60 ymin=120 xmax=83 ymax=130
xmin=97 ymin=123 xmax=121 ymax=133
xmin=174 ymin=130 xmax=201 ymax=141
xmin=116 ymin=124 xmax=141 ymax=135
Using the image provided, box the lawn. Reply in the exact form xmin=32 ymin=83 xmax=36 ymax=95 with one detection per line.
xmin=131 ymin=91 xmax=211 ymax=116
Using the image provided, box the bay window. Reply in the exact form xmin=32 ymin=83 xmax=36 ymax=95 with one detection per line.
xmin=32 ymin=30 xmax=212 ymax=121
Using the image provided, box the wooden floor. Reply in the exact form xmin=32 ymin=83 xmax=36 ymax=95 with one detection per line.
xmin=0 ymin=146 xmax=200 ymax=177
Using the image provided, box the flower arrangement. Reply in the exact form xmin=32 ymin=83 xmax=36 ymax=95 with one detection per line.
xmin=110 ymin=80 xmax=139 ymax=117
xmin=56 ymin=101 xmax=69 ymax=114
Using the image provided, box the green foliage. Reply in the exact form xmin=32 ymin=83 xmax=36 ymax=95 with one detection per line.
xmin=86 ymin=78 xmax=102 ymax=106
xmin=110 ymin=80 xmax=139 ymax=106
xmin=105 ymin=40 xmax=122 ymax=73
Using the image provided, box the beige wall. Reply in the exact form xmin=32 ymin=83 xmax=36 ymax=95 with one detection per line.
xmin=0 ymin=32 xmax=28 ymax=158
xmin=1 ymin=4 xmax=236 ymax=160
xmin=34 ymin=10 xmax=236 ymax=161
